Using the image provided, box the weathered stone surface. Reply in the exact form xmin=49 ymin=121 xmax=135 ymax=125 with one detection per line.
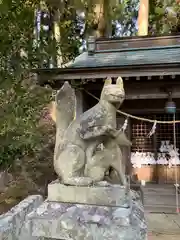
xmin=27 ymin=190 xmax=147 ymax=240
xmin=48 ymin=180 xmax=130 ymax=207
xmin=0 ymin=195 xmax=43 ymax=240
xmin=54 ymin=78 xmax=130 ymax=186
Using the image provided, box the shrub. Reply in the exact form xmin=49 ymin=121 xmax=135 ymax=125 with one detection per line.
xmin=0 ymin=74 xmax=53 ymax=167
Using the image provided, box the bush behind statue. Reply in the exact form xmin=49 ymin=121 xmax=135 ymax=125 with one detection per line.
xmin=0 ymin=75 xmax=53 ymax=167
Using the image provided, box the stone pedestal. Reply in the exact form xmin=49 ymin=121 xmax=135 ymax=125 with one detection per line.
xmin=48 ymin=180 xmax=130 ymax=207
xmin=0 ymin=195 xmax=43 ymax=240
xmin=26 ymin=183 xmax=147 ymax=240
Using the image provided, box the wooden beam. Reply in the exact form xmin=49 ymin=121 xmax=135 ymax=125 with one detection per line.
xmin=37 ymin=66 xmax=180 ymax=83
xmin=121 ymin=108 xmax=180 ymax=114
xmin=126 ymin=86 xmax=180 ymax=99
xmin=126 ymin=91 xmax=180 ymax=99
xmin=96 ymin=35 xmax=180 ymax=52
xmin=84 ymin=79 xmax=180 ymax=92
xmin=47 ymin=70 xmax=180 ymax=80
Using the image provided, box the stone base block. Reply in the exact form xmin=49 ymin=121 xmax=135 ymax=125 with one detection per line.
xmin=27 ymin=190 xmax=147 ymax=240
xmin=0 ymin=195 xmax=43 ymax=240
xmin=48 ymin=180 xmax=130 ymax=207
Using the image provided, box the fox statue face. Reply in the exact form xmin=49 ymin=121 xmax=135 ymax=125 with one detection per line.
xmin=100 ymin=77 xmax=125 ymax=108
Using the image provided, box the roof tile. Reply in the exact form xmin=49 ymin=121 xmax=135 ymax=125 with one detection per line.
xmin=67 ymin=47 xmax=180 ymax=68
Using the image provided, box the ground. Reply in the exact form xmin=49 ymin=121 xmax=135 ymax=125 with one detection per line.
xmin=0 ymin=115 xmax=57 ymax=214
xmin=0 ymin=141 xmax=57 ymax=214
xmin=1 ymin=180 xmax=180 ymax=239
xmin=147 ymin=213 xmax=180 ymax=239
xmin=0 ymin=151 xmax=180 ymax=239
xmin=148 ymin=233 xmax=179 ymax=240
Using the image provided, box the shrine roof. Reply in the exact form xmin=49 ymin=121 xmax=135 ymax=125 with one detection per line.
xmin=33 ymin=34 xmax=180 ymax=84
xmin=66 ymin=46 xmax=180 ymax=69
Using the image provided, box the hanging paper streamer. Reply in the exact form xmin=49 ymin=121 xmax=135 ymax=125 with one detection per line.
xmin=122 ymin=118 xmax=128 ymax=132
xmin=168 ymin=147 xmax=180 ymax=167
xmin=131 ymin=151 xmax=156 ymax=168
xmin=147 ymin=121 xmax=157 ymax=137
xmin=157 ymin=153 xmax=168 ymax=165
xmin=157 ymin=140 xmax=180 ymax=167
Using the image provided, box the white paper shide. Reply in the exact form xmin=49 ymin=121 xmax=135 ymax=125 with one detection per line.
xmin=131 ymin=140 xmax=180 ymax=168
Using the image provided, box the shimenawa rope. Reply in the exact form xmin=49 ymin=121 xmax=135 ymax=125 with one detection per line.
xmin=84 ymin=89 xmax=180 ymax=124
xmin=84 ymin=89 xmax=180 ymax=213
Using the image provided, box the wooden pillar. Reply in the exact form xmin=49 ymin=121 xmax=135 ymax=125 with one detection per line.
xmin=94 ymin=0 xmax=112 ymax=38
xmin=137 ymin=0 xmax=149 ymax=36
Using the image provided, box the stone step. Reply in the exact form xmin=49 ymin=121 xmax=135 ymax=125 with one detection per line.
xmin=143 ymin=186 xmax=176 ymax=195
xmin=142 ymin=184 xmax=179 ymax=213
xmin=144 ymin=204 xmax=177 ymax=213
xmin=144 ymin=194 xmax=177 ymax=206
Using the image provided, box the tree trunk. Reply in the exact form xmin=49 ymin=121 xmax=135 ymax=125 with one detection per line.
xmin=137 ymin=0 xmax=149 ymax=36
xmin=53 ymin=9 xmax=63 ymax=68
xmin=94 ymin=0 xmax=112 ymax=38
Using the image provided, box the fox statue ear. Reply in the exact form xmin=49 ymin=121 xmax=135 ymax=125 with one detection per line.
xmin=104 ymin=77 xmax=112 ymax=86
xmin=116 ymin=76 xmax=124 ymax=90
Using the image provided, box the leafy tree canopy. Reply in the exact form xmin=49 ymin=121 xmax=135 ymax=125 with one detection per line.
xmin=1 ymin=0 xmax=180 ymax=167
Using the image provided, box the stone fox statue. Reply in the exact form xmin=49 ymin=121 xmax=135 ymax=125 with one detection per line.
xmin=54 ymin=77 xmax=131 ymax=186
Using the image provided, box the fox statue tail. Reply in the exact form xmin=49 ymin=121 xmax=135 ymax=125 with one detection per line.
xmin=52 ymin=82 xmax=76 ymax=161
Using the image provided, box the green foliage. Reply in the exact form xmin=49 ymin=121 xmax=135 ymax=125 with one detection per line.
xmin=1 ymin=0 xmax=180 ymax=168
xmin=0 ymin=75 xmax=52 ymax=167
xmin=0 ymin=0 xmax=85 ymax=167
xmin=58 ymin=4 xmax=82 ymax=63
xmin=0 ymin=0 xmax=53 ymax=167
xmin=111 ymin=0 xmax=139 ymax=36
xmin=0 ymin=0 xmax=37 ymax=70
xmin=149 ymin=0 xmax=180 ymax=35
